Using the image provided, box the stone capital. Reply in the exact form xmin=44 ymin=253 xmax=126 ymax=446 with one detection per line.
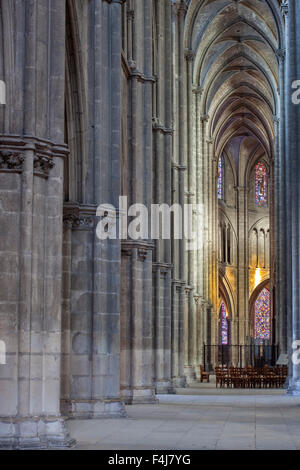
xmin=153 ymin=119 xmax=174 ymax=135
xmin=192 ymin=85 xmax=204 ymax=95
xmin=172 ymin=161 xmax=187 ymax=171
xmin=121 ymin=240 xmax=155 ymax=262
xmin=0 ymin=135 xmax=68 ymax=178
xmin=200 ymin=114 xmax=209 ymax=123
xmin=276 ymin=48 xmax=286 ymax=62
xmin=152 ymin=262 xmax=173 ymax=278
xmin=280 ymin=1 xmax=288 ymax=17
xmin=63 ymin=203 xmax=97 ymax=231
xmin=103 ymin=0 xmax=126 ymax=4
xmin=0 ymin=150 xmax=24 ymax=172
xmin=184 ymin=49 xmax=194 ymax=62
xmin=173 ymin=1 xmax=188 ymax=16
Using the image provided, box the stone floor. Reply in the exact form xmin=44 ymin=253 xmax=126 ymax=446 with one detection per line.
xmin=67 ymin=382 xmax=300 ymax=450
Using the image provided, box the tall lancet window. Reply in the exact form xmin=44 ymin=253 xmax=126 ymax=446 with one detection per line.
xmin=220 ymin=302 xmax=228 ymax=345
xmin=254 ymin=287 xmax=271 ymax=340
xmin=218 ymin=155 xmax=224 ymax=200
xmin=255 ymin=162 xmax=268 ymax=207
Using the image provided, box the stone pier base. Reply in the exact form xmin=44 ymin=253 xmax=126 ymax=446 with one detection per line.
xmin=122 ymin=387 xmax=158 ymax=405
xmin=184 ymin=366 xmax=197 ymax=384
xmin=154 ymin=380 xmax=176 ymax=395
xmin=61 ymin=399 xmax=127 ymax=419
xmin=286 ymin=378 xmax=300 ymax=396
xmin=172 ymin=376 xmax=187 ymax=388
xmin=0 ymin=417 xmax=75 ymax=450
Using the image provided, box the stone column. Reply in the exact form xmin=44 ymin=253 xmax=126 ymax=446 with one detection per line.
xmin=120 ymin=0 xmax=157 ymax=404
xmin=184 ymin=48 xmax=197 ymax=383
xmin=87 ymin=0 xmax=126 ymax=416
xmin=170 ymin=0 xmax=188 ymax=388
xmin=0 ymin=0 xmax=73 ymax=448
xmin=275 ymin=11 xmax=288 ymax=356
xmin=285 ymin=0 xmax=300 ymax=395
xmin=60 ymin=0 xmax=126 ymax=419
xmin=152 ymin=0 xmax=174 ymax=395
xmin=236 ymin=185 xmax=247 ymax=346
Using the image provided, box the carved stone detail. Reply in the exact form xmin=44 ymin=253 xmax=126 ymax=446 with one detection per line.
xmin=0 ymin=150 xmax=24 ymax=171
xmin=280 ymin=1 xmax=288 ymax=17
xmin=184 ymin=49 xmax=194 ymax=62
xmin=121 ymin=240 xmax=155 ymax=262
xmin=0 ymin=135 xmax=68 ymax=178
xmin=276 ymin=48 xmax=286 ymax=63
xmin=138 ymin=248 xmax=148 ymax=262
xmin=34 ymin=154 xmax=55 ymax=178
xmin=63 ymin=204 xmax=96 ymax=231
xmin=153 ymin=262 xmax=173 ymax=278
xmin=153 ymin=118 xmax=174 ymax=135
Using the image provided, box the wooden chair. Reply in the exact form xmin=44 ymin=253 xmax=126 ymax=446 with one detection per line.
xmin=200 ymin=365 xmax=210 ymax=383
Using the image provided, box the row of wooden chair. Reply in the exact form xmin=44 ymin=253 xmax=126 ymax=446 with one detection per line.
xmin=215 ymin=365 xmax=288 ymax=389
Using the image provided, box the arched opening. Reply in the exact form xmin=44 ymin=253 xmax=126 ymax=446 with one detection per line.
xmin=183 ymin=0 xmax=280 ymax=371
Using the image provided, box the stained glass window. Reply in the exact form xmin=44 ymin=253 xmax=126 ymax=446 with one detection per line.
xmin=254 ymin=287 xmax=271 ymax=340
xmin=218 ymin=156 xmax=224 ymax=200
xmin=220 ymin=302 xmax=228 ymax=345
xmin=255 ymin=162 xmax=267 ymax=207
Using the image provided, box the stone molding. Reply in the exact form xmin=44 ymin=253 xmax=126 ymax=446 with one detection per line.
xmin=184 ymin=49 xmax=194 ymax=62
xmin=122 ymin=54 xmax=156 ymax=84
xmin=127 ymin=9 xmax=134 ymax=20
xmin=152 ymin=262 xmax=173 ymax=277
xmin=153 ymin=118 xmax=174 ymax=135
xmin=172 ymin=279 xmax=187 ymax=293
xmin=121 ymin=240 xmax=155 ymax=262
xmin=102 ymin=0 xmax=126 ymax=4
xmin=192 ymin=86 xmax=204 ymax=95
xmin=184 ymin=285 xmax=194 ymax=296
xmin=200 ymin=114 xmax=209 ymax=123
xmin=0 ymin=135 xmax=68 ymax=178
xmin=129 ymin=69 xmax=156 ymax=84
xmin=172 ymin=161 xmax=187 ymax=171
xmin=63 ymin=203 xmax=97 ymax=231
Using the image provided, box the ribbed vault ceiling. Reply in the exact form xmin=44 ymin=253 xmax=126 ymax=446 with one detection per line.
xmin=185 ymin=0 xmax=283 ymax=160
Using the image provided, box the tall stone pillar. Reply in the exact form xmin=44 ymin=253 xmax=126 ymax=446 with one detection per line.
xmin=170 ymin=0 xmax=188 ymax=388
xmin=285 ymin=0 xmax=300 ymax=395
xmin=120 ymin=0 xmax=157 ymax=404
xmin=152 ymin=0 xmax=174 ymax=395
xmin=275 ymin=5 xmax=288 ymax=356
xmin=0 ymin=0 xmax=73 ymax=448
xmin=236 ymin=185 xmax=247 ymax=346
xmin=60 ymin=0 xmax=126 ymax=418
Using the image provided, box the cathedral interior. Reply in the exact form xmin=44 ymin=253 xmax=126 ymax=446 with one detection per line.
xmin=1 ymin=0 xmax=300 ymax=450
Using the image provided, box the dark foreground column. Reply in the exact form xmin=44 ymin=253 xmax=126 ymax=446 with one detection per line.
xmin=285 ymin=0 xmax=300 ymax=395
xmin=0 ymin=0 xmax=74 ymax=448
